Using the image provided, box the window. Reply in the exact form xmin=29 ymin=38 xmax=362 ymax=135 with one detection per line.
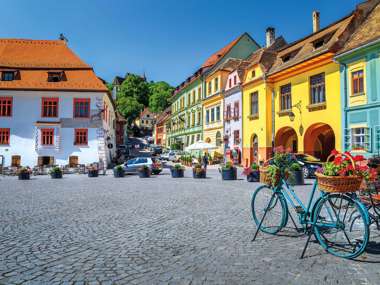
xmin=214 ymin=78 xmax=219 ymax=92
xmin=229 ymin=78 xmax=232 ymax=88
xmin=233 ymin=101 xmax=239 ymax=119
xmin=198 ymin=87 xmax=202 ymax=101
xmin=216 ymin=106 xmax=221 ymax=121
xmin=310 ymin=73 xmax=325 ymax=105
xmin=2 ymin=71 xmax=15 ymax=81
xmin=251 ymin=92 xmax=259 ymax=115
xmin=351 ymin=127 xmax=370 ymax=150
xmin=74 ymin=129 xmax=88 ymax=145
xmin=226 ymin=104 xmax=231 ymax=120
xmin=216 ymin=131 xmax=222 ymax=147
xmin=42 ymin=98 xmax=59 ymax=117
xmin=251 ymin=70 xmax=256 ymax=78
xmin=211 ymin=108 xmax=215 ymax=122
xmin=187 ymin=94 xmax=190 ymax=106
xmin=41 ymin=128 xmax=54 ymax=145
xmin=206 ymin=109 xmax=210 ymax=124
xmin=351 ymin=70 xmax=364 ymax=96
xmin=233 ymin=75 xmax=237 ymax=85
xmin=47 ymin=72 xmax=64 ymax=82
xmin=208 ymin=82 xmax=212 ymax=95
xmin=234 ymin=130 xmax=240 ymax=145
xmin=0 ymin=128 xmax=10 ymax=145
xmin=0 ymin=97 xmax=12 ymax=116
xmin=11 ymin=155 xmax=21 ymax=167
xmin=192 ymin=112 xmax=195 ymax=127
xmin=196 ymin=134 xmax=200 ymax=142
xmin=280 ymin=84 xmax=292 ymax=111
xmin=74 ymin=98 xmax=90 ymax=118
xmin=192 ymin=91 xmax=195 ymax=104
xmin=191 ymin=135 xmax=195 ymax=144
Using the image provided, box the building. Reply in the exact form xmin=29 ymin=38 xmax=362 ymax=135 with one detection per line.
xmin=336 ymin=1 xmax=380 ymax=157
xmin=223 ymin=59 xmax=251 ymax=164
xmin=263 ymin=4 xmax=374 ymax=162
xmin=241 ymin=31 xmax=287 ymax=166
xmin=154 ymin=107 xmax=171 ymax=147
xmin=0 ymin=38 xmax=115 ymax=167
xmin=136 ymin=108 xmax=156 ymax=135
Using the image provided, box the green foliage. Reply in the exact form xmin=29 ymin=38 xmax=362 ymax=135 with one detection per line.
xmin=114 ymin=165 xmax=124 ymax=171
xmin=173 ymin=164 xmax=185 ymax=170
xmin=117 ymin=96 xmax=144 ymax=125
xmin=267 ymin=165 xmax=281 ymax=186
xmin=49 ymin=166 xmax=62 ymax=175
xmin=170 ymin=143 xmax=181 ymax=150
xmin=222 ymin=161 xmax=234 ymax=170
xmin=322 ymin=162 xmax=341 ymax=176
xmin=290 ymin=162 xmax=301 ymax=171
xmin=148 ymin=81 xmax=174 ymax=113
xmin=106 ymin=83 xmax=114 ymax=92
xmin=251 ymin=163 xmax=259 ymax=171
xmin=119 ymin=74 xmax=150 ymax=106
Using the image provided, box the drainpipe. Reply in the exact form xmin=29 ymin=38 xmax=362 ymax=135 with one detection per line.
xmin=271 ymin=87 xmax=276 ymax=157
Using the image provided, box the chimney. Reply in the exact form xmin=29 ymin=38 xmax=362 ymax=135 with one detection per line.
xmin=313 ymin=11 xmax=320 ymax=33
xmin=266 ymin=27 xmax=275 ymax=48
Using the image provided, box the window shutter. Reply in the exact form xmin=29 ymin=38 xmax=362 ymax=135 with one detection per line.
xmin=365 ymin=127 xmax=372 ymax=152
xmin=344 ymin=128 xmax=352 ymax=151
xmin=375 ymin=126 xmax=380 ymax=152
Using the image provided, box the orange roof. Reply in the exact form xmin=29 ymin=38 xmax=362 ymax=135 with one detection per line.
xmin=0 ymin=39 xmax=107 ymax=92
xmin=201 ymin=35 xmax=242 ymax=68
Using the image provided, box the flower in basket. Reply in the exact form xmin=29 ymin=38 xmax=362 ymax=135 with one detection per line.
xmin=17 ymin=166 xmax=31 ymax=175
xmin=49 ymin=166 xmax=63 ymax=175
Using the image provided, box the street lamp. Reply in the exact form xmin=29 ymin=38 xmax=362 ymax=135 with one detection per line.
xmin=288 ymin=100 xmax=303 ymax=136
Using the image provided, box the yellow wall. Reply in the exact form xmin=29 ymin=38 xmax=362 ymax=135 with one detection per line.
xmin=203 ymin=93 xmax=223 ymax=154
xmin=272 ymin=61 xmax=342 ymax=155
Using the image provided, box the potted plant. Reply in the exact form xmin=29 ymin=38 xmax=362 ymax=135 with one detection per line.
xmin=220 ymin=161 xmax=237 ymax=180
xmin=263 ymin=147 xmax=294 ymax=186
xmin=138 ymin=165 xmax=151 ymax=178
xmin=193 ymin=163 xmax=206 ymax=179
xmin=87 ymin=165 xmax=99 ymax=177
xmin=49 ymin=166 xmax=63 ymax=179
xmin=243 ymin=163 xmax=260 ymax=182
xmin=17 ymin=167 xmax=31 ymax=180
xmin=287 ymin=162 xmax=304 ymax=185
xmin=316 ymin=150 xmax=376 ymax=193
xmin=151 ymin=161 xmax=162 ymax=175
xmin=113 ymin=165 xmax=125 ymax=178
xmin=171 ymin=164 xmax=185 ymax=178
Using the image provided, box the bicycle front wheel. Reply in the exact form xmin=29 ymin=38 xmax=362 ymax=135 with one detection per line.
xmin=313 ymin=193 xmax=369 ymax=259
xmin=251 ymin=185 xmax=288 ymax=234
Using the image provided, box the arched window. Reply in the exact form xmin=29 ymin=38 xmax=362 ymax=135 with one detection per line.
xmin=216 ymin=131 xmax=222 ymax=147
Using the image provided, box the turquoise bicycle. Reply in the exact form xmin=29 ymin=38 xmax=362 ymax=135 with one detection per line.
xmin=251 ymin=178 xmax=370 ymax=259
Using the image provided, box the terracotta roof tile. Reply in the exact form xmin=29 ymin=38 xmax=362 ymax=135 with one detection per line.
xmin=0 ymin=38 xmax=107 ymax=92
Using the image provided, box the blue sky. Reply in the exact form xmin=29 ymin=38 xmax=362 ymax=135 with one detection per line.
xmin=0 ymin=0 xmax=363 ymax=86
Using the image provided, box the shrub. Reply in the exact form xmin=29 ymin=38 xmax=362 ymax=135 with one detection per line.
xmin=221 ymin=161 xmax=234 ymax=170
xmin=114 ymin=165 xmax=124 ymax=171
xmin=251 ymin=163 xmax=259 ymax=171
xmin=17 ymin=167 xmax=31 ymax=175
xmin=173 ymin=164 xmax=185 ymax=170
xmin=49 ymin=166 xmax=62 ymax=175
xmin=290 ymin=162 xmax=301 ymax=171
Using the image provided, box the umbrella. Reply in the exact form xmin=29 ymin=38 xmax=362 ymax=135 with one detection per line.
xmin=185 ymin=140 xmax=217 ymax=151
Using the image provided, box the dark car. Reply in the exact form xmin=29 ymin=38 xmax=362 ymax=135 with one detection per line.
xmin=295 ymin=154 xmax=323 ymax=178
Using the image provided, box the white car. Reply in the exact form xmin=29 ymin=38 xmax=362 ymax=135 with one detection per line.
xmin=123 ymin=157 xmax=153 ymax=174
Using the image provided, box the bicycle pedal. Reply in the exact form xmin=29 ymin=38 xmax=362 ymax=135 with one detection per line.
xmin=294 ymin=206 xmax=305 ymax=214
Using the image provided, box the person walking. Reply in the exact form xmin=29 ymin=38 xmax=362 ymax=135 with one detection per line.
xmin=202 ymin=152 xmax=209 ymax=170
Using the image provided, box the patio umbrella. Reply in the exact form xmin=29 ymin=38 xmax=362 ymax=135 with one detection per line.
xmin=185 ymin=140 xmax=217 ymax=151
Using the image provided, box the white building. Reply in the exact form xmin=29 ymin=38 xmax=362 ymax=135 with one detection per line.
xmin=0 ymin=39 xmax=115 ymax=167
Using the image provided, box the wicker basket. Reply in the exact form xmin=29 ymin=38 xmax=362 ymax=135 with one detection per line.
xmin=316 ymin=173 xmax=362 ymax=193
xmin=259 ymin=167 xmax=271 ymax=185
xmin=316 ymin=152 xmax=363 ymax=193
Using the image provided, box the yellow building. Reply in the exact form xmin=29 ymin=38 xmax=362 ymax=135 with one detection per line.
xmin=242 ymin=8 xmax=370 ymax=165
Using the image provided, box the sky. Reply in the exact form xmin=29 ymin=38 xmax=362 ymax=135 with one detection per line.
xmin=0 ymin=0 xmax=364 ymax=86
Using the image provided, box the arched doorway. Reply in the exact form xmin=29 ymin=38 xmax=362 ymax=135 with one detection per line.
xmin=251 ymin=134 xmax=258 ymax=164
xmin=304 ymin=123 xmax=335 ymax=161
xmin=275 ymin=127 xmax=298 ymax=153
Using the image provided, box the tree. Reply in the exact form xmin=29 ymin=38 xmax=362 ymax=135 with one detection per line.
xmin=116 ymin=96 xmax=144 ymax=125
xmin=119 ymin=74 xmax=150 ymax=106
xmin=148 ymin=81 xmax=174 ymax=113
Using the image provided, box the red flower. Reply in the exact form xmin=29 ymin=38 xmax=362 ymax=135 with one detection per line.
xmin=344 ymin=151 xmax=353 ymax=158
xmin=353 ymin=155 xmax=365 ymax=162
xmin=331 ymin=149 xmax=339 ymax=156
xmin=333 ymin=156 xmax=343 ymax=165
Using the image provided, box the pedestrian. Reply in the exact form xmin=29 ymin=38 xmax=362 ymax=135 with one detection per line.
xmin=202 ymin=152 xmax=209 ymax=170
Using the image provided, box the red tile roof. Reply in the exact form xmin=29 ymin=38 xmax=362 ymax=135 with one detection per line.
xmin=0 ymin=39 xmax=107 ymax=92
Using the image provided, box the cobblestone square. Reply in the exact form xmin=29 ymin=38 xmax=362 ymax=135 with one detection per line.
xmin=1 ymin=168 xmax=380 ymax=284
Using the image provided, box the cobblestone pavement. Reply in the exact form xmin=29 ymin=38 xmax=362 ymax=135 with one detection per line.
xmin=1 ymin=168 xmax=380 ymax=285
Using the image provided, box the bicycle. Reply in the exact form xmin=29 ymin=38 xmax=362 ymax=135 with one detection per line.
xmin=251 ymin=178 xmax=370 ymax=259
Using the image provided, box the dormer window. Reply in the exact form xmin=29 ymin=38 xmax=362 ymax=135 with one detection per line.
xmin=281 ymin=48 xmax=301 ymax=63
xmin=282 ymin=54 xmax=292 ymax=63
xmin=251 ymin=70 xmax=256 ymax=78
xmin=313 ymin=39 xmax=324 ymax=50
xmin=2 ymin=71 xmax=15 ymax=81
xmin=48 ymin=71 xmax=65 ymax=82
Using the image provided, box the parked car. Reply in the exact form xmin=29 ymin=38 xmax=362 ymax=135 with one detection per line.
xmin=294 ymin=154 xmax=323 ymax=178
xmin=123 ymin=157 xmax=153 ymax=174
xmin=168 ymin=151 xmax=181 ymax=162
xmin=149 ymin=144 xmax=162 ymax=155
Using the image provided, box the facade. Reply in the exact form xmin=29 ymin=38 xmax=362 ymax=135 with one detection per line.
xmin=136 ymin=108 xmax=156 ymax=134
xmin=0 ymin=39 xmax=114 ymax=167
xmin=336 ymin=2 xmax=380 ymax=157
xmin=242 ymin=33 xmax=287 ymax=166
xmin=169 ymin=74 xmax=203 ymax=148
xmin=154 ymin=107 xmax=171 ymax=147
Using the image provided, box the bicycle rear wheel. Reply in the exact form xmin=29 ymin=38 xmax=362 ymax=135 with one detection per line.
xmin=251 ymin=185 xmax=288 ymax=234
xmin=312 ymin=193 xmax=369 ymax=259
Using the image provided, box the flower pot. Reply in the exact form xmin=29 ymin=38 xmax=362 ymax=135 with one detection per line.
xmin=138 ymin=168 xmax=151 ymax=178
xmin=171 ymin=168 xmax=184 ymax=178
xmin=88 ymin=170 xmax=99 ymax=177
xmin=247 ymin=170 xmax=260 ymax=182
xmin=151 ymin=168 xmax=162 ymax=175
xmin=193 ymin=169 xmax=206 ymax=179
xmin=50 ymin=172 xmax=63 ymax=179
xmin=287 ymin=170 xmax=304 ymax=185
xmin=221 ymin=167 xmax=237 ymax=180
xmin=18 ymin=172 xmax=30 ymax=180
xmin=113 ymin=169 xmax=125 ymax=178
